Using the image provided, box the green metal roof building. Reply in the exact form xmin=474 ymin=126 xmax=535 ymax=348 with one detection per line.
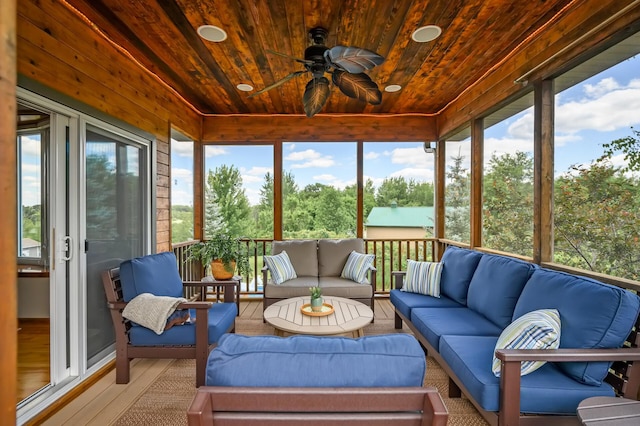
xmin=365 ymin=203 xmax=434 ymax=239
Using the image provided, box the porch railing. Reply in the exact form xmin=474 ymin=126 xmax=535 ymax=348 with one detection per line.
xmin=173 ymin=238 xmax=438 ymax=297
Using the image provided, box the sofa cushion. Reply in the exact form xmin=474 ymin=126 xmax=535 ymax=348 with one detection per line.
xmin=402 ymin=260 xmax=443 ymax=297
xmin=264 ymin=250 xmax=297 ymax=284
xmin=129 ymin=303 xmax=237 ymax=346
xmin=264 ymin=277 xmax=319 ymax=298
xmin=440 ymin=335 xmax=615 ymax=414
xmin=467 ymin=253 xmax=536 ymax=329
xmin=318 ymin=238 xmax=365 ymax=277
xmin=206 ymin=333 xmax=426 ymax=387
xmin=390 ymin=289 xmax=463 ymax=320
xmin=318 ymin=277 xmax=373 ymax=298
xmin=411 ymin=307 xmax=502 ymax=351
xmin=514 ymin=268 xmax=640 ymax=386
xmin=492 ymin=309 xmax=561 ymax=377
xmin=119 ymin=252 xmax=183 ymax=302
xmin=439 ymin=247 xmax=483 ymax=305
xmin=340 ymin=250 xmax=375 ymax=283
xmin=272 ymin=240 xmax=318 ymax=277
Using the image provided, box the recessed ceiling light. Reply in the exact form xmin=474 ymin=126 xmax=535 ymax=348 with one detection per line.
xmin=197 ymin=25 xmax=227 ymax=42
xmin=237 ymin=84 xmax=254 ymax=92
xmin=384 ymin=84 xmax=402 ymax=93
xmin=412 ymin=25 xmax=442 ymax=43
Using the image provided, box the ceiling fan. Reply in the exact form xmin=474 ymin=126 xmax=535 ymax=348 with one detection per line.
xmin=249 ymin=27 xmax=385 ymax=117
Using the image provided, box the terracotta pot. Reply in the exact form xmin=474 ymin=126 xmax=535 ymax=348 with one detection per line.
xmin=210 ymin=259 xmax=236 ymax=280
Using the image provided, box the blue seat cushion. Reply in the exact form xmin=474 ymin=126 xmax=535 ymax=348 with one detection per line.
xmin=439 ymin=247 xmax=483 ymax=305
xmin=439 ymin=335 xmax=615 ymax=414
xmin=514 ymin=268 xmax=640 ymax=386
xmin=206 ymin=333 xmax=426 ymax=387
xmin=119 ymin=252 xmax=183 ymax=302
xmin=410 ymin=307 xmax=502 ymax=351
xmin=129 ymin=303 xmax=237 ymax=345
xmin=390 ymin=288 xmax=463 ymax=320
xmin=467 ymin=253 xmax=536 ymax=329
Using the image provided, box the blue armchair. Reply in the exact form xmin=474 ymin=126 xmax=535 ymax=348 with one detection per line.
xmin=101 ymin=252 xmax=237 ymax=387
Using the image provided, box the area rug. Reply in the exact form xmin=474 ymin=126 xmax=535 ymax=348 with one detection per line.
xmin=114 ymin=318 xmax=489 ymax=425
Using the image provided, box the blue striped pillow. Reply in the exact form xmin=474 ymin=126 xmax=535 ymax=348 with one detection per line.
xmin=341 ymin=251 xmax=375 ymax=283
xmin=492 ymin=309 xmax=561 ymax=377
xmin=401 ymin=260 xmax=443 ymax=297
xmin=264 ymin=251 xmax=297 ymax=284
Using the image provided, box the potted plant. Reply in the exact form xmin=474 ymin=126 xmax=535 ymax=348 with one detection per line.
xmin=187 ymin=232 xmax=251 ymax=280
xmin=309 ymin=286 xmax=323 ymax=312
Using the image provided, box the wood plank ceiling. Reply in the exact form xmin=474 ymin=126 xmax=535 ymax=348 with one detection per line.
xmin=65 ymin=0 xmax=573 ymax=116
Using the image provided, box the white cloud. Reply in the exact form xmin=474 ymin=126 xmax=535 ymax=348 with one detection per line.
xmin=389 ymin=167 xmax=434 ymax=183
xmin=583 ymin=77 xmax=621 ymax=98
xmin=556 ymin=78 xmax=640 ymax=134
xmin=365 ymin=151 xmax=380 ymax=160
xmin=363 ymin=174 xmax=385 ymax=188
xmin=204 ymin=146 xmax=228 ymax=158
xmin=285 ymin=149 xmax=321 ymax=161
xmin=20 ymin=136 xmax=41 ymax=156
xmin=171 ymin=139 xmax=193 ymax=157
xmin=171 ymin=167 xmax=193 ymax=206
xmin=390 ymin=146 xmax=432 ymax=167
xmin=286 ymin=149 xmax=336 ymax=168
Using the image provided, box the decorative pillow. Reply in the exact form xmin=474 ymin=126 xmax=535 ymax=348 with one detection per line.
xmin=401 ymin=259 xmax=443 ymax=297
xmin=341 ymin=251 xmax=375 ymax=283
xmin=492 ymin=309 xmax=561 ymax=377
xmin=165 ymin=309 xmax=190 ymax=330
xmin=264 ymin=250 xmax=297 ymax=284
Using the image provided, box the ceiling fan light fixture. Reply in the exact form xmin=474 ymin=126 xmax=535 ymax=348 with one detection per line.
xmin=236 ymin=84 xmax=254 ymax=92
xmin=385 ymin=84 xmax=402 ymax=92
xmin=412 ymin=25 xmax=442 ymax=43
xmin=197 ymin=25 xmax=227 ymax=42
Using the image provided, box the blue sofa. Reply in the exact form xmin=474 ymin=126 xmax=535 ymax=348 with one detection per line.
xmin=188 ymin=333 xmax=449 ymax=425
xmin=391 ymin=246 xmax=640 ymax=426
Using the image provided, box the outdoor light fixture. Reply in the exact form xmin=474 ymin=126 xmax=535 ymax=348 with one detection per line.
xmin=197 ymin=25 xmax=227 ymax=42
xmin=423 ymin=141 xmax=437 ymax=154
xmin=412 ymin=25 xmax=442 ymax=43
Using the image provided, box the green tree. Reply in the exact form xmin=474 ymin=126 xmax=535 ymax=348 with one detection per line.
xmin=205 ymin=165 xmax=251 ymax=237
xmin=408 ymin=181 xmax=434 ymax=206
xmin=445 ymin=152 xmax=470 ymax=243
xmin=555 ymin=160 xmax=640 ymax=279
xmin=376 ymin=176 xmax=409 ymax=206
xmin=483 ymin=151 xmax=534 ymax=256
xmin=171 ymin=205 xmax=193 ymax=243
xmin=600 ymin=127 xmax=640 ymax=172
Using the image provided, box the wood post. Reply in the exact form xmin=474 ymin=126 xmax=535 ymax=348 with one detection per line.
xmin=0 ymin=0 xmax=17 ymax=423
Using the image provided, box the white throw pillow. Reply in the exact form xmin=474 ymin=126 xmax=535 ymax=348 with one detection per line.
xmin=341 ymin=251 xmax=375 ymax=283
xmin=401 ymin=259 xmax=443 ymax=297
xmin=492 ymin=309 xmax=561 ymax=377
xmin=264 ymin=251 xmax=297 ymax=284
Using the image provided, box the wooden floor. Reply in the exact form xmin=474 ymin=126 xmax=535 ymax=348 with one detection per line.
xmin=31 ymin=298 xmax=402 ymax=425
xmin=18 ymin=319 xmax=50 ymax=403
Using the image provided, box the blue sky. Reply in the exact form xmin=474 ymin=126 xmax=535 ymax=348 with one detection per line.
xmin=167 ymin=53 xmax=637 ymax=206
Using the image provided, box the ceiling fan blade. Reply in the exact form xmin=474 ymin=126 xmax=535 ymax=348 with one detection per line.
xmin=324 ymin=46 xmax=385 ymax=73
xmin=303 ymin=77 xmax=331 ymax=118
xmin=248 ymin=70 xmax=307 ymax=98
xmin=266 ymin=49 xmax=313 ymax=65
xmin=332 ymin=70 xmax=382 ymax=105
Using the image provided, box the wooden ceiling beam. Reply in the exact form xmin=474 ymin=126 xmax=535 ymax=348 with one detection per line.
xmin=201 ymin=114 xmax=437 ymax=142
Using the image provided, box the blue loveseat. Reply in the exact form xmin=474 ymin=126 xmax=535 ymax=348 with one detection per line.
xmin=391 ymin=246 xmax=640 ymax=426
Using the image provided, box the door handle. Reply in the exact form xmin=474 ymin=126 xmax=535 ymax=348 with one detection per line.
xmin=61 ymin=236 xmax=73 ymax=261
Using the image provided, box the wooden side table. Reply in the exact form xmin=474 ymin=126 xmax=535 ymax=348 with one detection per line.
xmin=200 ymin=275 xmax=241 ymax=315
xmin=577 ymin=396 xmax=640 ymax=425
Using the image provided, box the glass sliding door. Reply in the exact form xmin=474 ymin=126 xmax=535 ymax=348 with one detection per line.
xmin=84 ymin=124 xmax=148 ymax=367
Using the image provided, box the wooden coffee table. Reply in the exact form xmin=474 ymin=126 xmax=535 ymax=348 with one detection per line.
xmin=263 ymin=296 xmax=374 ymax=337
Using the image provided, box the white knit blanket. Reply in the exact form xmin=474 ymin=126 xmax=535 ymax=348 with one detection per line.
xmin=122 ymin=293 xmax=187 ymax=335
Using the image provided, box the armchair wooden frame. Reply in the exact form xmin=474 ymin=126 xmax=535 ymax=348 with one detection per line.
xmin=101 ymin=267 xmax=237 ymax=387
xmin=187 ymin=386 xmax=449 ymax=426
